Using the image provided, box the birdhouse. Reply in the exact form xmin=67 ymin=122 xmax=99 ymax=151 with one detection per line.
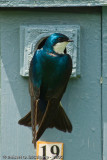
xmin=0 ymin=1 xmax=107 ymax=160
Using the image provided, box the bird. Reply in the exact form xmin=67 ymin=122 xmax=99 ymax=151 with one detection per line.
xmin=18 ymin=33 xmax=73 ymax=148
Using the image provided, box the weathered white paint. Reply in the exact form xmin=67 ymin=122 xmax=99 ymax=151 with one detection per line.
xmin=0 ymin=0 xmax=107 ymax=7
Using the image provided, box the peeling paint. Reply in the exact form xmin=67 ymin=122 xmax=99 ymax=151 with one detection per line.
xmin=91 ymin=128 xmax=96 ymax=132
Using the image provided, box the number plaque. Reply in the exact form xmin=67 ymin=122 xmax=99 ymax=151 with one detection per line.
xmin=36 ymin=141 xmax=63 ymax=160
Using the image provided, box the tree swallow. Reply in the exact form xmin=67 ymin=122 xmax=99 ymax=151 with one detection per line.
xmin=18 ymin=33 xmax=73 ymax=148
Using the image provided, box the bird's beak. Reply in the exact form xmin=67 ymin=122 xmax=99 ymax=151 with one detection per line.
xmin=67 ymin=39 xmax=74 ymax=42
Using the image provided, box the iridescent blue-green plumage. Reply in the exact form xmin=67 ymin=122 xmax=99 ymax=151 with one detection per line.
xmin=18 ymin=33 xmax=73 ymax=148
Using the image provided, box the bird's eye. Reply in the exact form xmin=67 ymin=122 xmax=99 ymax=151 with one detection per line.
xmin=58 ymin=37 xmax=61 ymax=41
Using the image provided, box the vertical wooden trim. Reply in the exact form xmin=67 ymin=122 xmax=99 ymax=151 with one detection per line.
xmin=102 ymin=6 xmax=107 ymax=160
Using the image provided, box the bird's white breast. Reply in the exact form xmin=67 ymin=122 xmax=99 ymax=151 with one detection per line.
xmin=53 ymin=42 xmax=68 ymax=54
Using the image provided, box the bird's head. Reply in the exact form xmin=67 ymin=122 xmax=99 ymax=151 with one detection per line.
xmin=43 ymin=33 xmax=73 ymax=54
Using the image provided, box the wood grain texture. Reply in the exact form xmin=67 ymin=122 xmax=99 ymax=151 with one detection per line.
xmin=0 ymin=8 xmax=101 ymax=160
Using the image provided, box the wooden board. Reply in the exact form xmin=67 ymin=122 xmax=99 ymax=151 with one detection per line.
xmin=0 ymin=7 xmax=101 ymax=160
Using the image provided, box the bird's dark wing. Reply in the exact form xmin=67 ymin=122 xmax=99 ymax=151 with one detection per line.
xmin=18 ymin=111 xmax=31 ymax=126
xmin=29 ymin=50 xmax=44 ymax=148
xmin=19 ymin=50 xmax=43 ymax=148
xmin=36 ymin=54 xmax=72 ymax=141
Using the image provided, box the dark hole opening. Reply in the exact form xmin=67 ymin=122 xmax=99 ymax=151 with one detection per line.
xmin=37 ymin=37 xmax=48 ymax=49
xmin=64 ymin=48 xmax=67 ymax=54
